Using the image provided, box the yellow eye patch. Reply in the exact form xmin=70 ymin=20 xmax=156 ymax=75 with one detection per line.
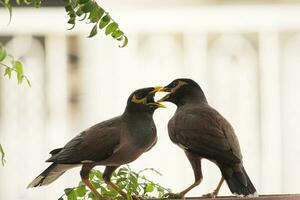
xmin=131 ymin=94 xmax=146 ymax=104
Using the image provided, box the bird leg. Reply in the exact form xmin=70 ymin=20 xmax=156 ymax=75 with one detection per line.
xmin=163 ymin=151 xmax=202 ymax=199
xmin=103 ymin=166 xmax=130 ymax=199
xmin=103 ymin=166 xmax=144 ymax=200
xmin=80 ymin=164 xmax=104 ymax=199
xmin=203 ymin=176 xmax=225 ymax=198
xmin=82 ymin=178 xmax=104 ymax=199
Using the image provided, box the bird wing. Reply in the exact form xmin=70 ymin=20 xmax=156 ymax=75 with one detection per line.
xmin=168 ymin=106 xmax=242 ymax=165
xmin=47 ymin=117 xmax=121 ymax=164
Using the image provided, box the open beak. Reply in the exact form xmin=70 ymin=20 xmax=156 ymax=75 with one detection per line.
xmin=149 ymin=86 xmax=166 ymax=108
xmin=157 ymin=86 xmax=172 ymax=103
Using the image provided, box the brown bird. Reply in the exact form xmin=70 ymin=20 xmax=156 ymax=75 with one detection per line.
xmin=27 ymin=87 xmax=165 ymax=200
xmin=159 ymin=78 xmax=257 ymax=199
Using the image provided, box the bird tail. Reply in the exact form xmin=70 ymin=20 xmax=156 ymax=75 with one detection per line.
xmin=222 ymin=166 xmax=258 ymax=197
xmin=27 ymin=163 xmax=75 ymax=188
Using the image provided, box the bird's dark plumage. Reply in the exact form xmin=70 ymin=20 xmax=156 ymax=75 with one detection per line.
xmin=160 ymin=78 xmax=257 ymax=198
xmin=28 ymin=87 xmax=165 ymax=199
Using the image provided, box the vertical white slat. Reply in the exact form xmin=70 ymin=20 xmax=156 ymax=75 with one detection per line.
xmin=79 ymin=35 xmax=118 ymax=126
xmin=113 ymin=34 xmax=140 ymax=113
xmin=183 ymin=33 xmax=208 ymax=90
xmin=281 ymin=34 xmax=300 ymax=193
xmin=258 ymin=32 xmax=282 ymax=193
xmin=207 ymin=34 xmax=260 ymax=195
xmin=43 ymin=35 xmax=72 ymax=200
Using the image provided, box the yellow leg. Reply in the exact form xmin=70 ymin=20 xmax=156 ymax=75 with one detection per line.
xmin=82 ymin=178 xmax=103 ymax=199
xmin=203 ymin=177 xmax=225 ymax=198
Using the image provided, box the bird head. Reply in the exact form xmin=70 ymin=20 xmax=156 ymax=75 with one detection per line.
xmin=158 ymin=78 xmax=206 ymax=106
xmin=126 ymin=86 xmax=166 ymax=113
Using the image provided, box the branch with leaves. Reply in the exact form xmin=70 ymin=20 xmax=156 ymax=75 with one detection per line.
xmin=0 ymin=0 xmax=128 ymax=47
xmin=65 ymin=0 xmax=128 ymax=47
xmin=58 ymin=165 xmax=171 ymax=200
xmin=0 ymin=45 xmax=31 ymax=86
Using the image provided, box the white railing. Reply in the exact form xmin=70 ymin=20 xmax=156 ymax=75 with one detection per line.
xmin=1 ymin=3 xmax=300 ymax=199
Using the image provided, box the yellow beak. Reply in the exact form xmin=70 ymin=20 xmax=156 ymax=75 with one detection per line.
xmin=151 ymin=86 xmax=164 ymax=93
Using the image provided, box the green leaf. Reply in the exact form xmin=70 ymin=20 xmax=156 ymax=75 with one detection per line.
xmin=105 ymin=22 xmax=118 ymax=35
xmin=78 ymin=0 xmax=89 ymax=4
xmin=88 ymin=7 xmax=104 ymax=23
xmin=67 ymin=190 xmax=76 ymax=200
xmin=145 ymin=184 xmax=154 ymax=193
xmin=75 ymin=185 xmax=87 ymax=197
xmin=68 ymin=12 xmax=76 ymax=18
xmin=99 ymin=14 xmax=110 ymax=29
xmin=68 ymin=18 xmax=76 ymax=25
xmin=81 ymin=1 xmax=94 ymax=13
xmin=64 ymin=188 xmax=73 ymax=195
xmin=0 ymin=47 xmax=7 ymax=61
xmin=34 ymin=0 xmax=41 ymax=8
xmin=4 ymin=67 xmax=11 ymax=79
xmin=112 ymin=29 xmax=123 ymax=39
xmin=88 ymin=24 xmax=98 ymax=38
xmin=23 ymin=0 xmax=33 ymax=5
xmin=76 ymin=8 xmax=84 ymax=16
xmin=4 ymin=2 xmax=12 ymax=25
xmin=13 ymin=60 xmax=24 ymax=84
xmin=65 ymin=4 xmax=73 ymax=12
xmin=58 ymin=197 xmax=63 ymax=200
xmin=14 ymin=60 xmax=23 ymax=74
xmin=94 ymin=170 xmax=103 ymax=180
xmin=0 ymin=144 xmax=5 ymax=166
xmin=79 ymin=13 xmax=87 ymax=21
xmin=25 ymin=77 xmax=31 ymax=87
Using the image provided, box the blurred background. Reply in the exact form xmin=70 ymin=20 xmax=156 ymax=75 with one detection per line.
xmin=1 ymin=0 xmax=300 ymax=199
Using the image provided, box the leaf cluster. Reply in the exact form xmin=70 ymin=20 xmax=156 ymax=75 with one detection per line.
xmin=64 ymin=0 xmax=128 ymax=47
xmin=0 ymin=0 xmax=128 ymax=47
xmin=0 ymin=0 xmax=41 ymax=23
xmin=0 ymin=45 xmax=31 ymax=86
xmin=58 ymin=165 xmax=171 ymax=200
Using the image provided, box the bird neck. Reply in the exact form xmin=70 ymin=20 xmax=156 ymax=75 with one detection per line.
xmin=122 ymin=108 xmax=153 ymax=121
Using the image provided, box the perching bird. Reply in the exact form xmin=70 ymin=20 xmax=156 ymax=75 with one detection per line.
xmin=159 ymin=78 xmax=257 ymax=199
xmin=28 ymin=87 xmax=165 ymax=200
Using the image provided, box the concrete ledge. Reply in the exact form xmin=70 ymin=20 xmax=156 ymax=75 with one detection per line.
xmin=150 ymin=194 xmax=300 ymax=200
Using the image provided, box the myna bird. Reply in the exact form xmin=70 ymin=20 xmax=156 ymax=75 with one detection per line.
xmin=27 ymin=87 xmax=165 ymax=200
xmin=159 ymin=78 xmax=257 ymax=199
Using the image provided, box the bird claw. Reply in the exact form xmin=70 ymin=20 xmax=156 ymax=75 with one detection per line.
xmin=163 ymin=192 xmax=184 ymax=199
xmin=202 ymin=191 xmax=217 ymax=198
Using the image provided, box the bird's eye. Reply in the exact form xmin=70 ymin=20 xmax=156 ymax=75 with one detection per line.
xmin=135 ymin=93 xmax=143 ymax=99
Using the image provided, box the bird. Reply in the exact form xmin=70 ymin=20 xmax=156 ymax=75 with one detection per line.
xmin=158 ymin=78 xmax=257 ymax=199
xmin=27 ymin=86 xmax=165 ymax=200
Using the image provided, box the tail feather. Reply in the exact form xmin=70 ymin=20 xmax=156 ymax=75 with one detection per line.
xmin=222 ymin=166 xmax=257 ymax=197
xmin=27 ymin=163 xmax=76 ymax=188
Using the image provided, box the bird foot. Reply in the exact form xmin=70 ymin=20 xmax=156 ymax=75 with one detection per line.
xmin=132 ymin=195 xmax=145 ymax=200
xmin=202 ymin=191 xmax=218 ymax=198
xmin=163 ymin=192 xmax=185 ymax=199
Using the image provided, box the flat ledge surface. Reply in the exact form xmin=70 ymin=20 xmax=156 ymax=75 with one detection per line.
xmin=150 ymin=194 xmax=300 ymax=200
